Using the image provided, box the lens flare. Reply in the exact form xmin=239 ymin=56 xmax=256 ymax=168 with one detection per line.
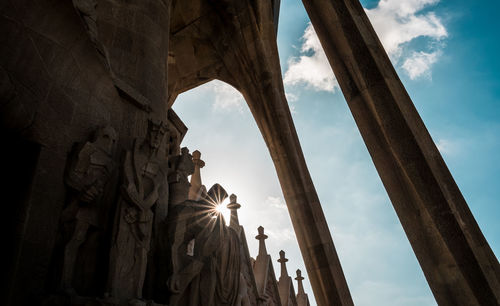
xmin=215 ymin=204 xmax=225 ymax=214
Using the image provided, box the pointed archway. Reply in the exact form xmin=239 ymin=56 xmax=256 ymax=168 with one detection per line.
xmin=167 ymin=1 xmax=353 ymax=304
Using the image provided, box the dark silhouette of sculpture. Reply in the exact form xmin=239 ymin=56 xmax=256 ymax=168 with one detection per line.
xmin=60 ymin=126 xmax=118 ymax=294
xmin=168 ymin=147 xmax=196 ymax=207
xmin=167 ymin=184 xmax=245 ymax=306
xmin=107 ymin=119 xmax=169 ymax=303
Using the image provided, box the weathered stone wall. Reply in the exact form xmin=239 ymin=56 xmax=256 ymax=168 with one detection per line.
xmin=1 ymin=1 xmax=163 ymax=303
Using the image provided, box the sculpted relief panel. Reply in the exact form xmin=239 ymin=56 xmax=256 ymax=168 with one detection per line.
xmin=167 ymin=184 xmax=247 ymax=306
xmin=107 ymin=120 xmax=169 ymax=303
xmin=47 ymin=116 xmax=301 ymax=306
xmin=60 ymin=126 xmax=118 ymax=295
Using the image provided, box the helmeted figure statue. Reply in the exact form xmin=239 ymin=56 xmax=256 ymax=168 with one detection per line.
xmin=167 ymin=183 xmax=245 ymax=306
xmin=107 ymin=119 xmax=169 ymax=303
xmin=60 ymin=126 xmax=118 ymax=294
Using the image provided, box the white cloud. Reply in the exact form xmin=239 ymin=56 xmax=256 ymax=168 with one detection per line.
xmin=366 ymin=0 xmax=447 ymax=59
xmin=266 ymin=228 xmax=296 ymax=242
xmin=207 ymin=80 xmax=245 ymax=112
xmin=284 ymin=24 xmax=338 ymax=92
xmin=285 ymin=92 xmax=299 ymax=102
xmin=435 ymin=137 xmax=462 ymax=156
xmin=284 ymin=0 xmax=447 ymax=90
xmin=402 ymin=51 xmax=440 ymax=79
xmin=265 ymin=196 xmax=287 ymax=210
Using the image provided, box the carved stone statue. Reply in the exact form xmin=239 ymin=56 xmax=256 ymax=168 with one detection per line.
xmin=60 ymin=126 xmax=117 ymax=294
xmin=167 ymin=184 xmax=245 ymax=306
xmin=107 ymin=119 xmax=169 ymax=303
xmin=168 ymin=147 xmax=195 ymax=207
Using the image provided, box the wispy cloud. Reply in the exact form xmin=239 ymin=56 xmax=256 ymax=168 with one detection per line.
xmin=207 ymin=80 xmax=245 ymax=112
xmin=265 ymin=196 xmax=288 ymax=210
xmin=284 ymin=24 xmax=338 ymax=92
xmin=284 ymin=0 xmax=447 ymax=91
xmin=402 ymin=51 xmax=440 ymax=79
xmin=366 ymin=0 xmax=447 ymax=59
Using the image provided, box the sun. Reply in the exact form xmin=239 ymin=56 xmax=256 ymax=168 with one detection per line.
xmin=215 ymin=203 xmax=226 ymax=214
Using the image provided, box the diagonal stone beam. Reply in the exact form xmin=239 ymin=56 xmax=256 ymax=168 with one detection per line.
xmin=207 ymin=1 xmax=354 ymax=305
xmin=301 ymin=0 xmax=500 ymax=305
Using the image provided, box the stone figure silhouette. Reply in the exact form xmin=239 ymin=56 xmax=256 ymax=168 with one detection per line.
xmin=107 ymin=119 xmax=168 ymax=303
xmin=167 ymin=184 xmax=246 ymax=306
xmin=60 ymin=126 xmax=118 ymax=294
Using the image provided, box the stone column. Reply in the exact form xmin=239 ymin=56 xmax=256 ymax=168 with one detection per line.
xmin=301 ymin=0 xmax=500 ymax=305
xmin=211 ymin=1 xmax=354 ymax=303
xmin=227 ymin=194 xmax=241 ymax=229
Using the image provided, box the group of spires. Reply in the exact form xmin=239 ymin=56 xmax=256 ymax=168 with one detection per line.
xmin=188 ymin=149 xmax=310 ymax=306
xmin=257 ymin=226 xmax=311 ymax=306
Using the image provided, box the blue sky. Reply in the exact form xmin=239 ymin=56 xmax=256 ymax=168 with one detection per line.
xmin=173 ymin=1 xmax=500 ymax=305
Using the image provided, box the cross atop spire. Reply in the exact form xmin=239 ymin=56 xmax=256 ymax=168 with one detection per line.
xmin=277 ymin=250 xmax=289 ymax=278
xmin=295 ymin=269 xmax=305 ymax=295
xmin=255 ymin=226 xmax=268 ymax=257
xmin=188 ymin=150 xmax=205 ymax=200
xmin=227 ymin=194 xmax=241 ymax=228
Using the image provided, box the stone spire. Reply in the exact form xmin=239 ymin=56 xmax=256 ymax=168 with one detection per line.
xmin=278 ymin=250 xmax=289 ymax=279
xmin=255 ymin=226 xmax=268 ymax=257
xmin=227 ymin=194 xmax=241 ymax=229
xmin=295 ymin=269 xmax=310 ymax=306
xmin=188 ymin=150 xmax=205 ymax=200
xmin=295 ymin=269 xmax=305 ymax=295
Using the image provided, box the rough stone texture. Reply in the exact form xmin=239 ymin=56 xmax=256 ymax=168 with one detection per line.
xmin=60 ymin=126 xmax=118 ymax=294
xmin=1 ymin=1 xmax=153 ymax=304
xmin=106 ymin=120 xmax=169 ymax=303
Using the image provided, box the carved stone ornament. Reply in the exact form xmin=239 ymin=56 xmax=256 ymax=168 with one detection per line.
xmin=60 ymin=126 xmax=118 ymax=294
xmin=167 ymin=184 xmax=248 ymax=306
xmin=107 ymin=119 xmax=169 ymax=303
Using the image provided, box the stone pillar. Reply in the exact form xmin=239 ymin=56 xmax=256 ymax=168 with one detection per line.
xmin=213 ymin=1 xmax=354 ymax=303
xmin=301 ymin=0 xmax=500 ymax=305
xmin=188 ymin=150 xmax=205 ymax=201
xmin=227 ymin=194 xmax=241 ymax=229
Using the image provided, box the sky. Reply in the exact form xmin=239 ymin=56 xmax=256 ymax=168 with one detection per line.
xmin=172 ymin=1 xmax=500 ymax=305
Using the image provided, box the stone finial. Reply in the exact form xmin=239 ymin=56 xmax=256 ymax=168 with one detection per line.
xmin=191 ymin=150 xmax=201 ymax=161
xmin=227 ymin=194 xmax=241 ymax=228
xmin=188 ymin=150 xmax=205 ymax=201
xmin=255 ymin=226 xmax=268 ymax=257
xmin=277 ymin=250 xmax=289 ymax=278
xmin=295 ymin=269 xmax=305 ymax=295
